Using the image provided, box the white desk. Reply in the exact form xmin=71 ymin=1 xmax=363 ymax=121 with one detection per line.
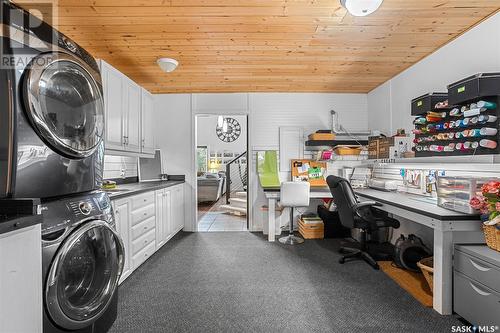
xmin=263 ymin=187 xmax=483 ymax=315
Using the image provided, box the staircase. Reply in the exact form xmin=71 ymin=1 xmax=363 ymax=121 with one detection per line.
xmin=220 ymin=152 xmax=248 ymax=216
xmin=220 ymin=191 xmax=247 ymax=216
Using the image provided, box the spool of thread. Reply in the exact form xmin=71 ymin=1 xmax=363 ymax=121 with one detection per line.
xmin=469 ymin=129 xmax=481 ymax=137
xmin=455 ymin=132 xmax=462 ymax=139
xmin=430 ymin=145 xmax=444 ymax=152
xmin=477 ymin=101 xmax=497 ymax=110
xmin=460 ymin=118 xmax=470 ymax=128
xmin=478 ymin=115 xmax=497 ymax=124
xmin=480 ymin=127 xmax=498 ymax=136
xmin=460 ymin=106 xmax=468 ymax=113
xmin=463 ymin=130 xmax=471 ymax=137
xmin=427 ymin=124 xmax=436 ymax=132
xmin=455 ymin=142 xmax=465 ymax=151
xmin=435 ymin=123 xmax=444 ymax=131
xmin=471 ymin=141 xmax=480 ymax=149
xmin=444 ymin=144 xmax=454 ymax=152
xmin=447 ymin=132 xmax=455 ymax=140
xmin=412 ymin=129 xmax=423 ymax=135
xmin=414 ymin=117 xmax=426 ymax=125
xmin=449 ymin=108 xmax=461 ymax=116
xmin=416 ymin=145 xmax=424 ymax=152
xmin=479 ymin=139 xmax=497 ymax=149
xmin=470 ymin=103 xmax=477 ymax=110
xmin=470 ymin=117 xmax=478 ymax=125
xmin=463 ymin=142 xmax=472 ymax=150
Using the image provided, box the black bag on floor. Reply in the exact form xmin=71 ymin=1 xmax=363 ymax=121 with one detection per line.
xmin=393 ymin=234 xmax=431 ymax=272
xmin=317 ymin=205 xmax=351 ymax=238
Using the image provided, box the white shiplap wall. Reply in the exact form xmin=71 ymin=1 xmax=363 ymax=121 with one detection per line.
xmin=368 ymin=12 xmax=500 ymax=135
xmin=103 ymin=155 xmax=137 ymax=180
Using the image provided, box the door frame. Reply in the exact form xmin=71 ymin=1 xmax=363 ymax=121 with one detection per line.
xmin=190 ymin=110 xmax=252 ymax=232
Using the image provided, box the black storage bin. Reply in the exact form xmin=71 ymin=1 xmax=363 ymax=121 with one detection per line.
xmin=411 ymin=92 xmax=448 ymax=116
xmin=448 ymin=73 xmax=500 ymax=105
xmin=317 ymin=205 xmax=350 ymax=238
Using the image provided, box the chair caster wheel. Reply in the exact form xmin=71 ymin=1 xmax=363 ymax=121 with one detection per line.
xmin=339 ymin=258 xmax=345 ymax=264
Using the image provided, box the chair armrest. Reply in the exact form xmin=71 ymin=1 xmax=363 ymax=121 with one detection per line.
xmin=353 ymin=201 xmax=382 ymax=218
xmin=353 ymin=201 xmax=381 ymax=210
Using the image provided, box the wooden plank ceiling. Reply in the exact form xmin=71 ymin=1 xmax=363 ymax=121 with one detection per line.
xmin=36 ymin=1 xmax=500 ymax=93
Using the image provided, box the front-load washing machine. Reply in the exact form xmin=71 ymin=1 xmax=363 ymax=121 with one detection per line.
xmin=41 ymin=191 xmax=124 ymax=333
xmin=1 ymin=1 xmax=105 ymax=199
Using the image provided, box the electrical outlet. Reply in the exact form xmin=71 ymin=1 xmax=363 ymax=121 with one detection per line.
xmin=120 ymin=168 xmax=125 ymax=178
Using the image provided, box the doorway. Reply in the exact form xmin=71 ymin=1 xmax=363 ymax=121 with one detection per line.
xmin=195 ymin=114 xmax=248 ymax=232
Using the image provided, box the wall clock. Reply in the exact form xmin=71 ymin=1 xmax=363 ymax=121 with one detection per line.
xmin=216 ymin=117 xmax=241 ymax=143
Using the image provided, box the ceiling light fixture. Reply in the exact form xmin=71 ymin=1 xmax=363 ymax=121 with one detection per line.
xmin=157 ymin=57 xmax=179 ymax=73
xmin=340 ymin=0 xmax=383 ymax=17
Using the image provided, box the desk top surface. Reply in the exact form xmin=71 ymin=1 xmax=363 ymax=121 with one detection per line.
xmin=355 ymin=188 xmax=479 ymax=221
xmin=263 ymin=186 xmax=479 ymax=221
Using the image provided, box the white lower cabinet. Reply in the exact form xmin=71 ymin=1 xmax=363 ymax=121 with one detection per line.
xmin=113 ymin=198 xmax=132 ymax=284
xmin=0 ymin=224 xmax=42 ymax=333
xmin=112 ymin=183 xmax=185 ymax=284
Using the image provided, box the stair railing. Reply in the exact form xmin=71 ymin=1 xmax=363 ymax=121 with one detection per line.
xmin=225 ymin=151 xmax=247 ymax=204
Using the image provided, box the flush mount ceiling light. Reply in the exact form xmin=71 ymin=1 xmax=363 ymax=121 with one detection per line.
xmin=157 ymin=58 xmax=179 ymax=72
xmin=340 ymin=0 xmax=383 ymax=17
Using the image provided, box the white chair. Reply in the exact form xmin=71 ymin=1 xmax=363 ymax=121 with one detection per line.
xmin=279 ymin=181 xmax=310 ymax=245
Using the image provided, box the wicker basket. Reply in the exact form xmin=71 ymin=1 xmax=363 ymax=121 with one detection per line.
xmin=417 ymin=257 xmax=434 ymax=294
xmin=483 ymin=224 xmax=500 ymax=251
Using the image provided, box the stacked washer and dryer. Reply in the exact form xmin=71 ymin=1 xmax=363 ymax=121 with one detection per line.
xmin=1 ymin=2 xmax=124 ymax=332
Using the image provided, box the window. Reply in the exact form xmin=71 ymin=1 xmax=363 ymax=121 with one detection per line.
xmin=197 ymin=146 xmax=208 ymax=173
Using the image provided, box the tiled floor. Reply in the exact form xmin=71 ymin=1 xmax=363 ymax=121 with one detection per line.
xmin=198 ymin=197 xmax=247 ymax=232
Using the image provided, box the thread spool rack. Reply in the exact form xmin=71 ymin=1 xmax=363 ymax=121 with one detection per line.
xmin=412 ymin=73 xmax=500 ymax=157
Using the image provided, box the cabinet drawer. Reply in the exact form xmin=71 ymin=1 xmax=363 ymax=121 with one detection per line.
xmin=455 ymin=249 xmax=500 ymax=293
xmin=131 ymin=192 xmax=155 ymax=211
xmin=454 ymin=271 xmax=500 ymax=326
xmin=132 ymin=228 xmax=156 ymax=256
xmin=131 ymin=216 xmax=155 ymax=240
xmin=132 ymin=241 xmax=156 ymax=270
xmin=131 ymin=204 xmax=155 ymax=226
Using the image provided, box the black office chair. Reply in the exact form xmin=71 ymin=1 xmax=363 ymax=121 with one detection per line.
xmin=326 ymin=175 xmax=400 ymax=270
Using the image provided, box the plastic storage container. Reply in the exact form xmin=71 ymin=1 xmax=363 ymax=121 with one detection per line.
xmin=436 ymin=176 xmax=489 ymax=214
xmin=448 ymin=73 xmax=500 ymax=105
xmin=411 ymin=92 xmax=448 ymax=116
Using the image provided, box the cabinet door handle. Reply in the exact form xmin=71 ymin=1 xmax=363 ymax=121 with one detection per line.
xmin=469 ymin=281 xmax=492 ymax=296
xmin=144 ymin=226 xmax=148 ymax=230
xmin=144 ymin=199 xmax=147 ymax=202
xmin=144 ymin=212 xmax=147 ymax=216
xmin=469 ymin=258 xmax=491 ymax=272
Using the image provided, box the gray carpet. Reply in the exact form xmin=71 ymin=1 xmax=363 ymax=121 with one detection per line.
xmin=109 ymin=232 xmax=461 ymax=333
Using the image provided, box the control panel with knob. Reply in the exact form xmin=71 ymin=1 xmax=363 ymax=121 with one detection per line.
xmin=79 ymin=201 xmax=93 ymax=215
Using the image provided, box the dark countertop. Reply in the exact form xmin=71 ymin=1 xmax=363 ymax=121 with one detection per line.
xmin=355 ymin=188 xmax=480 ymax=221
xmin=0 ymin=214 xmax=42 ymax=235
xmin=104 ymin=180 xmax=185 ymax=200
xmin=263 ymin=185 xmax=479 ymax=221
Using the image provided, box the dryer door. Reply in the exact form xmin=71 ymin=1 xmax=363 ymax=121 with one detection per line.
xmin=24 ymin=52 xmax=104 ymax=159
xmin=45 ymin=220 xmax=124 ymax=330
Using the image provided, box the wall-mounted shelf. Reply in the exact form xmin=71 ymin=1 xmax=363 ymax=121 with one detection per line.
xmin=305 ymin=139 xmax=368 ymax=149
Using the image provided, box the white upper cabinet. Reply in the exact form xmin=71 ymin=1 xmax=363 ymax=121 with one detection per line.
xmin=124 ymin=78 xmax=142 ymax=153
xmin=141 ymin=88 xmax=155 ymax=155
xmin=99 ymin=60 xmax=154 ymax=156
xmin=100 ymin=61 xmax=124 ymax=151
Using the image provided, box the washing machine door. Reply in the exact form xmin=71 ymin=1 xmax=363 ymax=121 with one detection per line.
xmin=45 ymin=220 xmax=124 ymax=330
xmin=24 ymin=52 xmax=104 ymax=159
